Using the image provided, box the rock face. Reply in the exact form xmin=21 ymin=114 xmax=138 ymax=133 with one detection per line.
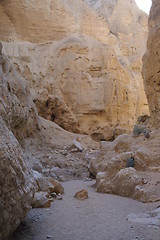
xmin=90 ymin=131 xmax=160 ymax=202
xmin=142 ymin=0 xmax=160 ymax=128
xmin=1 ymin=0 xmax=149 ymax=140
xmin=0 ymin=45 xmax=37 ymax=239
xmin=0 ymin=43 xmax=39 ymax=143
xmin=0 ymin=0 xmax=110 ymax=43
xmin=1 ymin=0 xmax=159 ymax=236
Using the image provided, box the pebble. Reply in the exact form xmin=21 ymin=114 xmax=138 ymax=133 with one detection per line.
xmin=57 ymin=194 xmax=63 ymax=200
xmin=47 ymin=235 xmax=52 ymax=239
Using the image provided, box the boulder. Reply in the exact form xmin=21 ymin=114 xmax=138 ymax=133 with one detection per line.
xmin=48 ymin=179 xmax=64 ymax=195
xmin=74 ymin=190 xmax=88 ymax=200
xmin=32 ymin=192 xmax=52 ymax=208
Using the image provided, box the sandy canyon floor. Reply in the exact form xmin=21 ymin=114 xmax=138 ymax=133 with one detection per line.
xmin=11 ymin=180 xmax=160 ymax=240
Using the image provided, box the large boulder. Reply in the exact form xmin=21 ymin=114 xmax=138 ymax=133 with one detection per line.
xmin=90 ymin=131 xmax=160 ymax=202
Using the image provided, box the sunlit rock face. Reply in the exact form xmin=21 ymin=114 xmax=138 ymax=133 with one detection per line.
xmin=89 ymin=131 xmax=160 ymax=202
xmin=0 ymin=0 xmax=149 ymax=140
xmin=0 ymin=44 xmax=38 ymax=240
xmin=142 ymin=0 xmax=160 ymax=128
xmin=0 ymin=0 xmax=110 ymax=44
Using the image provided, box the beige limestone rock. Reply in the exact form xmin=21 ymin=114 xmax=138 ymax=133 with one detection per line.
xmin=142 ymin=0 xmax=160 ymax=128
xmin=90 ymin=130 xmax=160 ymax=202
xmin=74 ymin=190 xmax=89 ymax=200
xmin=0 ymin=0 xmax=110 ymax=44
xmin=113 ymin=168 xmax=143 ymax=198
xmin=0 ymin=43 xmax=39 ymax=143
xmin=3 ymin=33 xmax=148 ymax=138
xmin=1 ymin=0 xmax=149 ymax=138
xmin=32 ymin=171 xmax=54 ymax=193
xmin=0 ymin=45 xmax=39 ymax=239
xmin=0 ymin=118 xmax=35 ymax=240
xmin=32 ymin=192 xmax=52 ymax=209
xmin=38 ymin=116 xmax=99 ymax=149
xmin=48 ymin=179 xmax=64 ymax=195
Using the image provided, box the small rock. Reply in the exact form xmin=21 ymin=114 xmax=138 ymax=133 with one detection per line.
xmin=50 ymin=192 xmax=57 ymax=198
xmin=71 ymin=148 xmax=78 ymax=153
xmin=32 ymin=162 xmax=43 ymax=173
xmin=47 ymin=235 xmax=52 ymax=239
xmin=74 ymin=190 xmax=88 ymax=200
xmin=70 ymin=140 xmax=83 ymax=152
xmin=58 ymin=175 xmax=66 ymax=182
xmin=126 ymin=157 xmax=135 ymax=168
xmin=32 ymin=192 xmax=51 ymax=208
xmin=83 ymin=177 xmax=92 ymax=181
xmin=57 ymin=194 xmax=63 ymax=200
xmin=48 ymin=178 xmax=64 ymax=194
xmin=32 ymin=170 xmax=53 ymax=192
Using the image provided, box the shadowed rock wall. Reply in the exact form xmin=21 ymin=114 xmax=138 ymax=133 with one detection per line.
xmin=0 ymin=44 xmax=38 ymax=239
xmin=142 ymin=0 xmax=160 ymax=127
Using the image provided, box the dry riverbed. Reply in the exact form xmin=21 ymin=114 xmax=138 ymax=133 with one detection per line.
xmin=11 ymin=180 xmax=160 ymax=240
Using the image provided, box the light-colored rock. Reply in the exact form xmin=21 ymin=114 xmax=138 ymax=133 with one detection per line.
xmin=0 ymin=0 xmax=110 ymax=44
xmin=1 ymin=0 xmax=149 ymax=138
xmin=142 ymin=0 xmax=160 ymax=128
xmin=70 ymin=140 xmax=83 ymax=152
xmin=90 ymin=129 xmax=160 ymax=202
xmin=0 ymin=43 xmax=39 ymax=143
xmin=74 ymin=190 xmax=88 ymax=200
xmin=0 ymin=46 xmax=37 ymax=240
xmin=32 ymin=162 xmax=43 ymax=173
xmin=113 ymin=168 xmax=143 ymax=198
xmin=3 ymin=33 xmax=148 ymax=138
xmin=57 ymin=194 xmax=63 ymax=200
xmin=48 ymin=179 xmax=64 ymax=195
xmin=32 ymin=192 xmax=52 ymax=208
xmin=32 ymin=171 xmax=53 ymax=193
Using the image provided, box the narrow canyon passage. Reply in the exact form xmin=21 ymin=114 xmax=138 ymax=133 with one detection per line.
xmin=2 ymin=0 xmax=160 ymax=239
xmin=11 ymin=180 xmax=160 ymax=240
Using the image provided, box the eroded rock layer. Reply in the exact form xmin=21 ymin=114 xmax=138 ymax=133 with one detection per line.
xmin=0 ymin=0 xmax=149 ymax=139
xmin=142 ymin=0 xmax=160 ymax=127
xmin=89 ymin=130 xmax=160 ymax=202
xmin=0 ymin=42 xmax=98 ymax=239
xmin=0 ymin=44 xmax=37 ymax=239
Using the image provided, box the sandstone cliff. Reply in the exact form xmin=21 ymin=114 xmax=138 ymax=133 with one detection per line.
xmin=1 ymin=1 xmax=159 ymax=237
xmin=0 ymin=42 xmax=98 ymax=239
xmin=0 ymin=0 xmax=110 ymax=44
xmin=87 ymin=0 xmax=160 ymax=202
xmin=0 ymin=44 xmax=37 ymax=239
xmin=142 ymin=0 xmax=160 ymax=128
xmin=0 ymin=0 xmax=149 ymax=140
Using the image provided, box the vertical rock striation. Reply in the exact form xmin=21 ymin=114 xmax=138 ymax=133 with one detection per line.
xmin=142 ymin=0 xmax=160 ymax=127
xmin=0 ymin=44 xmax=38 ymax=239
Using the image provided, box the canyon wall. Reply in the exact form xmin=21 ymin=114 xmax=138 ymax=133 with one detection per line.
xmin=0 ymin=0 xmax=149 ymax=140
xmin=0 ymin=44 xmax=38 ymax=239
xmin=142 ymin=0 xmax=160 ymax=128
xmin=2 ymin=1 xmax=160 ymax=237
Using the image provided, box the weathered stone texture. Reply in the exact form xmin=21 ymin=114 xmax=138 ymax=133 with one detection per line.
xmin=142 ymin=0 xmax=160 ymax=127
xmin=89 ymin=130 xmax=160 ymax=202
xmin=0 ymin=45 xmax=38 ymax=239
xmin=0 ymin=44 xmax=39 ymax=143
xmin=0 ymin=118 xmax=35 ymax=240
xmin=3 ymin=35 xmax=147 ymax=139
xmin=1 ymin=0 xmax=149 ymax=139
xmin=0 ymin=0 xmax=110 ymax=44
